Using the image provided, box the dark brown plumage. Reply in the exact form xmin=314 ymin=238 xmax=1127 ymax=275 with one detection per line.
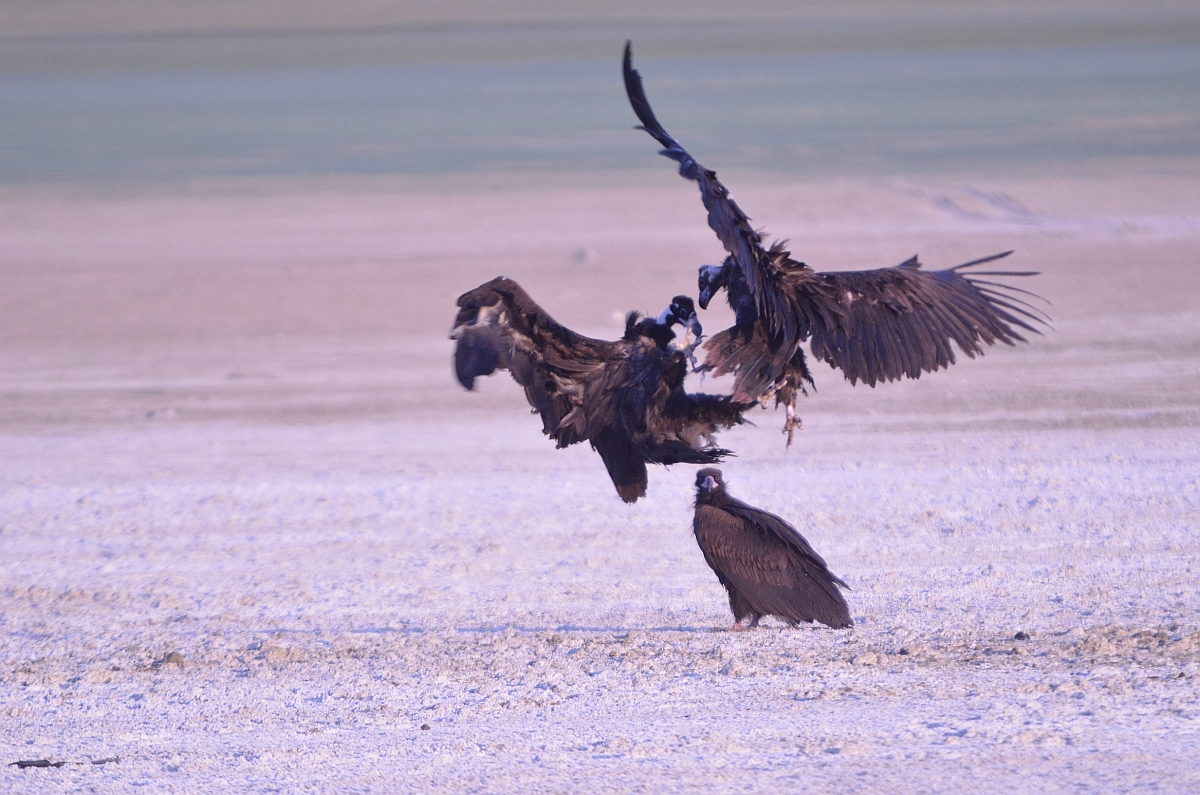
xmin=452 ymin=277 xmax=751 ymax=503
xmin=624 ymin=43 xmax=1048 ymax=441
xmin=692 ymin=468 xmax=852 ymax=630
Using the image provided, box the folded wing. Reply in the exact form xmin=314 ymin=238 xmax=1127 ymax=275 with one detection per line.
xmin=694 ymin=500 xmax=852 ymax=628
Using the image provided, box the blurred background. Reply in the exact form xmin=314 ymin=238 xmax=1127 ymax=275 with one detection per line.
xmin=1 ymin=1 xmax=1198 ymax=427
xmin=4 ymin=8 xmax=1200 ymax=787
xmin=3 ymin=0 xmax=1199 ymax=185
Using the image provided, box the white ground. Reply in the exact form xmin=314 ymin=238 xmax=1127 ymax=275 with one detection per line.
xmin=2 ymin=172 xmax=1199 ymax=792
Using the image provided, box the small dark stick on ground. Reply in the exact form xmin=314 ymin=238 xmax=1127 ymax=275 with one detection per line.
xmin=692 ymin=468 xmax=853 ymax=631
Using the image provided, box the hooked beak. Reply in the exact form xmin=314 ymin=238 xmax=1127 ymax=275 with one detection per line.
xmin=700 ymin=475 xmax=717 ymax=491
xmin=697 ymin=263 xmax=724 ymax=311
xmin=685 ymin=313 xmax=703 ymax=339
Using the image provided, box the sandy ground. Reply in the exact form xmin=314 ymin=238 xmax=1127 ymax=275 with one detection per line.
xmin=2 ymin=171 xmax=1199 ymax=792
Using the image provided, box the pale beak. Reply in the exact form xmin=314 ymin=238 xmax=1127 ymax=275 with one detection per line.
xmin=701 ymin=476 xmax=717 ymax=491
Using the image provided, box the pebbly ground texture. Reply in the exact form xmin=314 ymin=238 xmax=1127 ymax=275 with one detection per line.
xmin=2 ymin=172 xmax=1199 ymax=792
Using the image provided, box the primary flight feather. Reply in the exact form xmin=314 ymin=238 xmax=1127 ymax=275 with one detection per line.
xmin=623 ymin=42 xmax=1048 ymax=442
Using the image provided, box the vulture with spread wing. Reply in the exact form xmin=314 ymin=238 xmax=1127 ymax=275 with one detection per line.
xmin=452 ymin=277 xmax=752 ymax=503
xmin=693 ymin=468 xmax=852 ymax=630
xmin=624 ymin=43 xmax=1047 ymax=442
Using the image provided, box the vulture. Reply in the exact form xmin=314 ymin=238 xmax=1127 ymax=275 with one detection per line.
xmin=624 ymin=43 xmax=1048 ymax=443
xmin=452 ymin=276 xmax=752 ymax=503
xmin=693 ymin=468 xmax=852 ymax=630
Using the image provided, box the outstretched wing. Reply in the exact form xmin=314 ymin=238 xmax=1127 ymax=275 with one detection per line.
xmin=702 ymin=250 xmax=1046 ymax=399
xmin=623 ymin=42 xmax=796 ymax=348
xmin=788 ymin=250 xmax=1047 ymax=387
xmin=694 ymin=503 xmax=852 ymax=629
xmin=452 ymin=277 xmax=736 ymax=503
xmin=451 ymin=276 xmax=622 ymax=444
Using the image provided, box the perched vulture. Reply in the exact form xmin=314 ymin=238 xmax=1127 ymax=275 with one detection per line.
xmin=692 ymin=468 xmax=852 ymax=630
xmin=452 ymin=277 xmax=752 ymax=503
xmin=624 ymin=43 xmax=1048 ymax=442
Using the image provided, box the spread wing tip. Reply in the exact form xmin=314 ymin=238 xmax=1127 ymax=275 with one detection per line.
xmin=951 ymin=250 xmax=1014 ymax=270
xmin=623 ymin=41 xmax=677 ymax=150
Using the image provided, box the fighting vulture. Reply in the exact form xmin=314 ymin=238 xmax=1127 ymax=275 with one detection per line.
xmin=693 ymin=468 xmax=852 ymax=630
xmin=452 ymin=276 xmax=752 ymax=503
xmin=624 ymin=43 xmax=1048 ymax=442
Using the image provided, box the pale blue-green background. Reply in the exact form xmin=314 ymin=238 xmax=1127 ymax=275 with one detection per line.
xmin=2 ymin=8 xmax=1198 ymax=184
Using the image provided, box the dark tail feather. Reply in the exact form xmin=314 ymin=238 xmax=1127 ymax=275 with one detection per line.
xmin=790 ymin=555 xmax=854 ymax=629
xmin=591 ymin=426 xmax=648 ymax=503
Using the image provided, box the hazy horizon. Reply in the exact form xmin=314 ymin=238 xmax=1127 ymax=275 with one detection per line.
xmin=2 ymin=4 xmax=1198 ymax=187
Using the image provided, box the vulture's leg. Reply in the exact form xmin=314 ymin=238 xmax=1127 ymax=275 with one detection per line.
xmin=682 ymin=335 xmax=702 ymax=370
xmin=782 ymin=403 xmax=803 ymax=448
xmin=778 ymin=351 xmax=811 ymax=448
xmin=758 ymin=378 xmax=804 ymax=448
xmin=748 ymin=614 xmax=763 ymax=629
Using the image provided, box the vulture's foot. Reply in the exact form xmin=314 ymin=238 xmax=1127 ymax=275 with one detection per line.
xmin=782 ymin=404 xmax=803 ymax=448
xmin=729 ymin=622 xmax=748 ymax=633
xmin=682 ymin=333 xmax=704 ymax=371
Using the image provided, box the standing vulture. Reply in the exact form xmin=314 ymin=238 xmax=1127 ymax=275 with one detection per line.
xmin=624 ymin=43 xmax=1048 ymax=442
xmin=452 ymin=276 xmax=752 ymax=503
xmin=693 ymin=468 xmax=852 ymax=630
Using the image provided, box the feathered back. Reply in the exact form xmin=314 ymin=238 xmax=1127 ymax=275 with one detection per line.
xmin=693 ymin=475 xmax=852 ymax=628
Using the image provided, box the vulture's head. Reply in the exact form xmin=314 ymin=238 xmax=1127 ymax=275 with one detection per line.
xmin=656 ymin=295 xmax=703 ymax=339
xmin=694 ymin=467 xmax=727 ymax=498
xmin=697 ymin=258 xmax=733 ymax=310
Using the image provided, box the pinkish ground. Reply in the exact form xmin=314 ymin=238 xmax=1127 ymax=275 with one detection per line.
xmin=2 ymin=170 xmax=1198 ymax=792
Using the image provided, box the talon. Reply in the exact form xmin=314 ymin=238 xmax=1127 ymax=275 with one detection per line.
xmin=682 ymin=333 xmax=704 ymax=371
xmin=782 ymin=404 xmax=802 ymax=448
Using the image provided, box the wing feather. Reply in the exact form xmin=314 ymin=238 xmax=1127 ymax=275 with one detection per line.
xmin=623 ymin=44 xmax=1045 ymax=401
xmin=624 ymin=42 xmax=796 ymax=347
xmin=694 ymin=502 xmax=852 ymax=628
xmin=452 ymin=277 xmax=746 ymax=502
xmin=792 ymin=252 xmax=1045 ymax=387
xmin=451 ymin=276 xmax=623 ymax=444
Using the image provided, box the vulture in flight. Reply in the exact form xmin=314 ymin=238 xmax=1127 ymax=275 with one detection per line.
xmin=452 ymin=276 xmax=752 ymax=503
xmin=693 ymin=468 xmax=852 ymax=630
xmin=624 ymin=43 xmax=1048 ymax=443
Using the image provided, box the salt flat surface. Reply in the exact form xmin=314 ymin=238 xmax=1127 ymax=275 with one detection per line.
xmin=2 ymin=173 xmax=1199 ymax=792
